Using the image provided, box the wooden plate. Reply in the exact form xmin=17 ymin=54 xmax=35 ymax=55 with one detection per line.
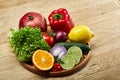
xmin=20 ymin=51 xmax=91 ymax=77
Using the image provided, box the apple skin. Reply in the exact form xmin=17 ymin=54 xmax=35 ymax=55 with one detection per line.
xmin=19 ymin=12 xmax=47 ymax=32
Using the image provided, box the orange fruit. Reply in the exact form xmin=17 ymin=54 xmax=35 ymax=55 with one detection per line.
xmin=32 ymin=50 xmax=54 ymax=71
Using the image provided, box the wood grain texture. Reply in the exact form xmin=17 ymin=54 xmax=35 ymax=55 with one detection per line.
xmin=0 ymin=0 xmax=120 ymax=80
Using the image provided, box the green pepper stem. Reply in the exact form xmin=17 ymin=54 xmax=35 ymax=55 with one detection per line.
xmin=53 ymin=14 xmax=63 ymax=20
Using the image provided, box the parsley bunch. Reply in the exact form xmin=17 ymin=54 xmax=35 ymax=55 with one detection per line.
xmin=9 ymin=27 xmax=50 ymax=62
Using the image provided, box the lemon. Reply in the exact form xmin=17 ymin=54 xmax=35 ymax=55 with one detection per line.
xmin=68 ymin=25 xmax=94 ymax=44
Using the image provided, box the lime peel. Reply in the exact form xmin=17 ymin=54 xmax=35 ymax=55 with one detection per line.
xmin=60 ymin=46 xmax=83 ymax=70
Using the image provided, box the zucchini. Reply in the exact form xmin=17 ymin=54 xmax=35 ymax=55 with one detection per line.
xmin=55 ymin=42 xmax=91 ymax=54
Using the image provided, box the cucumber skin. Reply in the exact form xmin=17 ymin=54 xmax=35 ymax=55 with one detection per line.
xmin=55 ymin=42 xmax=91 ymax=54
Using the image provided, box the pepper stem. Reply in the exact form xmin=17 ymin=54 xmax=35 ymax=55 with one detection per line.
xmin=53 ymin=14 xmax=63 ymax=20
xmin=28 ymin=14 xmax=34 ymax=20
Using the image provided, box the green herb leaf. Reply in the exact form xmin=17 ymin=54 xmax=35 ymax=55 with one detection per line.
xmin=54 ymin=56 xmax=64 ymax=64
xmin=9 ymin=27 xmax=50 ymax=62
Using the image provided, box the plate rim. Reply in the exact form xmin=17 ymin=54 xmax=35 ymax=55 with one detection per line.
xmin=20 ymin=51 xmax=91 ymax=77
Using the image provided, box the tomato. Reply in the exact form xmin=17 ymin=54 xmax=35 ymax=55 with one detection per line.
xmin=42 ymin=32 xmax=54 ymax=47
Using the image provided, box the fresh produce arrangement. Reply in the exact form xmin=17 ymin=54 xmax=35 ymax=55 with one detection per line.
xmin=9 ymin=8 xmax=94 ymax=74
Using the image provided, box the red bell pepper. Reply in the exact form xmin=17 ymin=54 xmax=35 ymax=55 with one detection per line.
xmin=48 ymin=8 xmax=74 ymax=34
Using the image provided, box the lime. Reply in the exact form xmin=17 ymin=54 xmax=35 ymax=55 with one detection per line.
xmin=60 ymin=46 xmax=83 ymax=70
xmin=67 ymin=46 xmax=83 ymax=64
xmin=60 ymin=55 xmax=75 ymax=70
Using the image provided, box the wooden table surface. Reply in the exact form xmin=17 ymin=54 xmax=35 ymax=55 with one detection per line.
xmin=0 ymin=0 xmax=120 ymax=80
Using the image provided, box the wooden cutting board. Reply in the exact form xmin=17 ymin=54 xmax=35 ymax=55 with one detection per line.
xmin=0 ymin=0 xmax=120 ymax=80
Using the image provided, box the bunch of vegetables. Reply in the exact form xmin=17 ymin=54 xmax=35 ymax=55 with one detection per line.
xmin=9 ymin=8 xmax=94 ymax=72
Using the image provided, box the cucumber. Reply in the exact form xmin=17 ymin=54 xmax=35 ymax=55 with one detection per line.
xmin=55 ymin=42 xmax=91 ymax=54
